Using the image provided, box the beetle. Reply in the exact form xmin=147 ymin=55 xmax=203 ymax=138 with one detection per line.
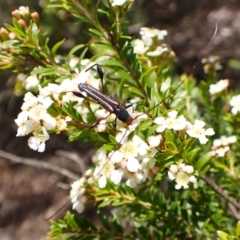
xmin=72 ymin=64 xmax=135 ymax=128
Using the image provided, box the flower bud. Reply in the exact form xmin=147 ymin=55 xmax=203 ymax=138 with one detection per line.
xmin=18 ymin=19 xmax=27 ymax=30
xmin=0 ymin=27 xmax=9 ymax=41
xmin=11 ymin=10 xmax=21 ymax=19
xmin=9 ymin=32 xmax=16 ymax=40
xmin=31 ymin=12 xmax=39 ymax=24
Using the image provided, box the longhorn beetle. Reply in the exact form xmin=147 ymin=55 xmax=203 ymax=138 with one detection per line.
xmin=72 ymin=63 xmax=135 ymax=128
xmin=44 ymin=23 xmax=218 ymax=220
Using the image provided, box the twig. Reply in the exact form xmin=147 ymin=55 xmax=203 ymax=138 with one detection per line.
xmin=200 ymin=174 xmax=240 ymax=210
xmin=55 ymin=150 xmax=87 ymax=173
xmin=0 ymin=149 xmax=80 ymax=180
xmin=228 ymin=203 xmax=240 ymax=220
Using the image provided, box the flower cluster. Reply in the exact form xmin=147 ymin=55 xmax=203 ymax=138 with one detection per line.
xmin=92 ymin=114 xmax=159 ymax=188
xmin=201 ymin=55 xmax=222 ymax=74
xmin=70 ymin=177 xmax=88 ymax=214
xmin=230 ymin=94 xmax=240 ymax=115
xmin=209 ymin=79 xmax=229 ymax=95
xmin=14 ymin=66 xmax=103 ymax=151
xmin=15 ymin=92 xmax=56 ymax=152
xmin=168 ymin=163 xmax=196 ymax=189
xmin=14 ymin=90 xmax=74 ymax=151
xmin=90 ymin=109 xmax=215 ymax=190
xmin=154 ymin=110 xmax=215 ymax=144
xmin=212 ymin=135 xmax=237 ymax=157
xmin=133 ymin=27 xmax=169 ymax=57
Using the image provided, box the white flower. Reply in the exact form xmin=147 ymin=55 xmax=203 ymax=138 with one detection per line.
xmin=133 ymin=39 xmax=149 ymax=55
xmin=132 ymin=135 xmax=149 ymax=156
xmin=98 ymin=175 xmax=107 ymax=188
xmin=37 ymin=95 xmax=53 ymax=109
xmin=28 ymin=127 xmax=49 ymax=152
xmin=19 ymin=6 xmax=29 ymax=16
xmin=126 ymin=177 xmax=138 ymax=188
xmin=154 ymin=111 xmax=187 ymax=132
xmin=120 ymin=141 xmax=138 ymax=159
xmin=209 ymin=79 xmax=229 ymax=95
xmin=180 ymin=164 xmax=194 ymax=174
xmin=97 ymin=122 xmax=107 ymax=132
xmin=21 ymin=92 xmax=38 ymax=111
xmin=56 ymin=116 xmax=70 ymax=131
xmin=202 ymin=56 xmax=222 ymax=73
xmin=228 ymin=136 xmax=237 ymax=144
xmin=140 ymin=27 xmax=167 ymax=42
xmin=230 ymin=95 xmax=240 ymax=115
xmin=72 ymin=201 xmax=85 ymax=214
xmin=212 ymin=135 xmax=236 ymax=157
xmin=74 ymin=68 xmax=90 ymax=84
xmin=169 ymin=164 xmax=179 ymax=174
xmin=25 ymin=75 xmax=39 ymax=90
xmin=69 ymin=57 xmax=79 ymax=70
xmin=15 ymin=111 xmax=38 ymax=136
xmin=95 ymin=109 xmax=115 ymax=123
xmin=110 ymin=169 xmax=124 ymax=185
xmin=81 ymin=59 xmax=91 ymax=67
xmin=111 ymin=0 xmax=127 ymax=6
xmin=70 ymin=178 xmax=87 ymax=214
xmin=213 ymin=146 xmax=230 ymax=157
xmin=168 ymin=163 xmax=196 ymax=189
xmin=186 ymin=120 xmax=215 ymax=144
xmin=41 ymin=113 xmax=56 ymax=130
xmin=110 ymin=150 xmax=124 ymax=164
xmin=175 ymin=172 xmax=191 ymax=189
xmin=154 ymin=116 xmax=166 ymax=132
xmin=127 ymin=158 xmax=140 ymax=172
xmin=174 ymin=115 xmax=188 ymax=131
xmin=213 ymin=135 xmax=236 ymax=147
xmin=147 ymin=135 xmax=162 ymax=148
xmin=147 ymin=46 xmax=168 ymax=57
xmin=166 ymin=111 xmax=187 ymax=131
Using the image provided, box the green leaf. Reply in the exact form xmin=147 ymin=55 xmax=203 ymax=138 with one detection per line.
xmin=137 ymin=119 xmax=152 ymax=131
xmin=166 ymin=142 xmax=178 ymax=152
xmin=31 ymin=66 xmax=59 ymax=76
xmin=236 ymin=221 xmax=240 ymax=237
xmin=165 ymin=130 xmax=175 ymax=144
xmin=67 ymin=44 xmax=85 ymax=61
xmin=68 ymin=131 xmax=84 ymax=142
xmin=147 ymin=124 xmax=159 ymax=137
xmin=98 ymin=59 xmax=125 ymax=69
xmin=155 ymin=153 xmax=175 ymax=168
xmin=88 ymin=28 xmax=104 ymax=38
xmin=98 ymin=198 xmax=113 ymax=208
xmin=195 ymin=152 xmax=212 ymax=171
xmin=1 ymin=39 xmax=21 ymax=46
xmin=186 ymin=148 xmax=201 ymax=162
xmin=91 ymin=42 xmax=115 ymax=52
xmin=116 ymin=69 xmax=136 ymax=86
xmin=5 ymin=21 xmax=26 ymax=38
xmin=141 ymin=66 xmax=157 ymax=88
xmin=216 ymin=230 xmax=230 ymax=240
xmin=51 ymin=39 xmax=65 ymax=56
xmin=128 ymin=86 xmax=145 ymax=98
